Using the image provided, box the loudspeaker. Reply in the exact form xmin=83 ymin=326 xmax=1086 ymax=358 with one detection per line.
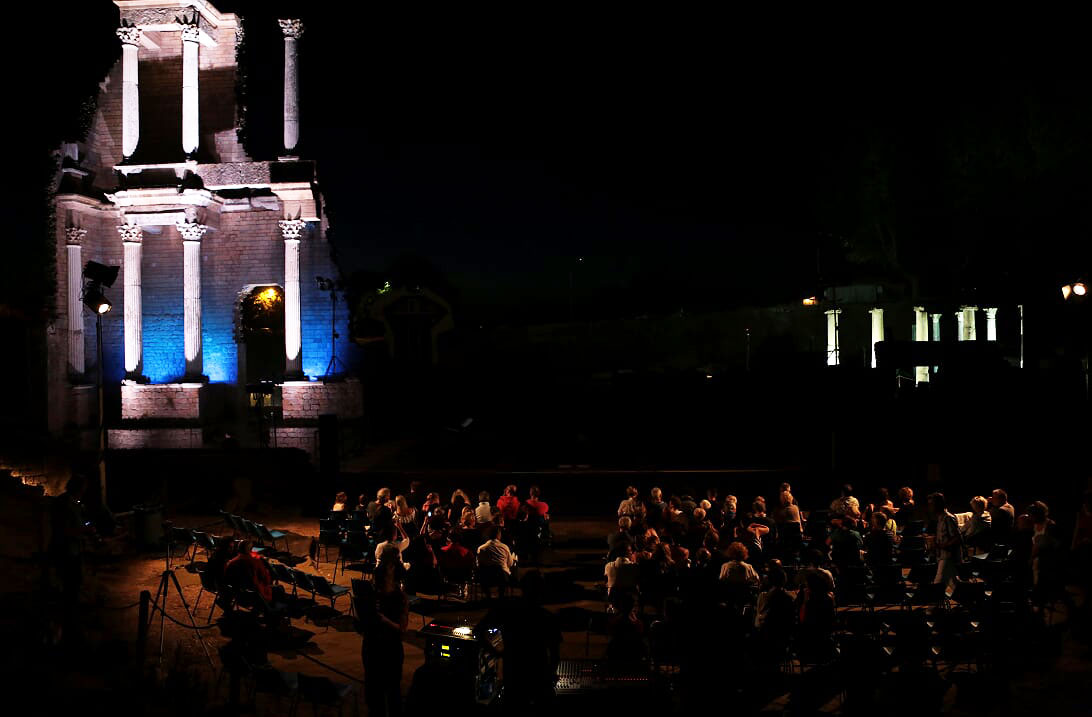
xmin=318 ymin=413 xmax=340 ymax=478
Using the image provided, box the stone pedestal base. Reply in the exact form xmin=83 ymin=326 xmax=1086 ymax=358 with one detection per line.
xmin=121 ymin=382 xmax=203 ymax=420
xmin=281 ymin=378 xmax=363 ymax=420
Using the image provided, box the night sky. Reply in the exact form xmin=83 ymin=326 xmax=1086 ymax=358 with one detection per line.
xmin=14 ymin=3 xmax=1091 ymax=323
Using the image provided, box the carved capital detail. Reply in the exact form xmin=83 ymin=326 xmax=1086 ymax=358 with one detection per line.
xmin=116 ymin=26 xmax=144 ymax=46
xmin=180 ymin=23 xmax=201 ymax=42
xmin=117 ymin=223 xmax=143 ymax=243
xmin=278 ymin=19 xmax=304 ymax=39
xmin=279 ymin=219 xmax=306 ymax=239
xmin=176 ymin=220 xmax=208 ymax=242
xmin=65 ymin=227 xmax=88 ymax=246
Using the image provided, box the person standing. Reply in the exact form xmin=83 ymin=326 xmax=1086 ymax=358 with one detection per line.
xmin=929 ymin=493 xmax=961 ymax=588
xmin=361 ymin=572 xmax=409 ymax=716
xmin=51 ymin=475 xmax=94 ymax=643
xmin=989 ymin=489 xmax=1015 ymax=544
xmin=478 ymin=570 xmax=561 ymax=714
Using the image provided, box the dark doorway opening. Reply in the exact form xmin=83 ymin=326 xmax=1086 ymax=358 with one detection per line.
xmin=240 ymin=285 xmax=285 ymax=384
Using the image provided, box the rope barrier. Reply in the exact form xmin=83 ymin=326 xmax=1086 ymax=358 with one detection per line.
xmin=99 ymin=599 xmax=143 ymax=611
xmin=150 ymin=603 xmax=221 ymax=630
xmin=293 ymin=650 xmax=365 ymax=685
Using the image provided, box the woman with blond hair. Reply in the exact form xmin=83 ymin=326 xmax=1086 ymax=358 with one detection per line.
xmin=393 ymin=495 xmax=418 ymax=532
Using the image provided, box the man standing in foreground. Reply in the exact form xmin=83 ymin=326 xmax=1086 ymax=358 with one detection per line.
xmin=478 ymin=570 xmax=561 ymax=714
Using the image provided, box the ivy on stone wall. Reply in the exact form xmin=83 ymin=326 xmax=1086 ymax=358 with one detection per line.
xmin=234 ymin=17 xmax=250 ymax=154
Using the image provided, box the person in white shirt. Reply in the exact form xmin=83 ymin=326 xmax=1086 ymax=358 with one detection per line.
xmin=477 ymin=526 xmax=516 ymax=575
xmin=373 ymin=521 xmax=411 ymax=567
xmin=475 ymin=492 xmax=493 ymax=524
xmin=829 ymin=484 xmax=861 ymax=519
xmin=604 ymin=542 xmax=636 ymax=595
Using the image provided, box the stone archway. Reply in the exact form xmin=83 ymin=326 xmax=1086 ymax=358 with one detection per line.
xmin=235 ymin=284 xmax=285 ymax=384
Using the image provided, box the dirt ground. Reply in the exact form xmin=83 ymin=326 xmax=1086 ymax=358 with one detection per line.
xmin=38 ymin=508 xmax=1092 ymax=715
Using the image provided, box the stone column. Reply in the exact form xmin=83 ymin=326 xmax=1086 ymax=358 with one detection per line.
xmin=280 ymin=219 xmax=306 ymax=377
xmin=116 ymin=25 xmax=143 ymax=160
xmin=177 ymin=221 xmax=207 ymax=378
xmin=914 ymin=306 xmax=929 ymax=384
xmin=118 ymin=223 xmax=144 ymax=377
xmin=985 ymin=307 xmax=998 ymax=341
xmin=278 ymin=19 xmax=304 ymax=156
xmin=180 ymin=22 xmax=201 ymax=158
xmin=868 ymin=308 xmax=884 ymax=369
xmin=960 ymin=306 xmax=978 ymax=341
xmin=66 ymin=227 xmax=88 ymax=376
xmin=929 ymin=313 xmax=942 ymax=342
xmin=824 ymin=309 xmax=841 ymax=366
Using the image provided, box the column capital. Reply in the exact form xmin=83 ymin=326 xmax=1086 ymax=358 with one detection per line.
xmin=984 ymin=307 xmax=998 ymax=317
xmin=179 ymin=23 xmax=201 ymax=43
xmin=278 ymin=19 xmax=304 ymax=39
xmin=116 ymin=25 xmax=143 ymax=46
xmin=176 ymin=220 xmax=208 ymax=242
xmin=117 ymin=223 xmax=143 ymax=243
xmin=279 ymin=219 xmax=306 ymax=239
xmin=65 ymin=226 xmax=88 ymax=246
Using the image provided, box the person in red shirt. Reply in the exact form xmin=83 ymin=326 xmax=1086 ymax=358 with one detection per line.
xmin=526 ymin=485 xmax=550 ymax=518
xmin=497 ymin=485 xmax=521 ymax=521
xmin=439 ymin=534 xmax=475 ymax=595
xmin=224 ymin=540 xmax=273 ymax=603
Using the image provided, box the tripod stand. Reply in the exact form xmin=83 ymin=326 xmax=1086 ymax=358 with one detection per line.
xmin=148 ymin=533 xmax=213 ymax=669
xmin=317 ymin=276 xmax=346 ymax=378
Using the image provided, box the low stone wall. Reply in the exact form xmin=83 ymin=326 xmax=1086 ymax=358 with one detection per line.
xmin=121 ymin=382 xmax=202 ymax=420
xmin=71 ymin=384 xmax=97 ymax=427
xmin=281 ymin=379 xmax=363 ymax=420
xmin=273 ymin=426 xmax=319 ymax=455
xmin=109 ymin=427 xmax=204 ymax=449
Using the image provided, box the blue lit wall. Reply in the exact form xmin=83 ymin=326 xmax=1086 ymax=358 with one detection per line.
xmin=84 ymin=214 xmax=361 ymax=389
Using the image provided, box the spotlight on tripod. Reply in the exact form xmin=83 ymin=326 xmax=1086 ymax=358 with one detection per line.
xmin=316 ymin=275 xmax=347 ymax=379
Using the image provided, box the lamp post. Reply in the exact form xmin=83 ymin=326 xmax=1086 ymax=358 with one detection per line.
xmin=83 ymin=261 xmax=117 ymax=508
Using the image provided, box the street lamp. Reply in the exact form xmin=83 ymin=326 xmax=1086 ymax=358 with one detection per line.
xmin=83 ymin=260 xmax=118 ymax=509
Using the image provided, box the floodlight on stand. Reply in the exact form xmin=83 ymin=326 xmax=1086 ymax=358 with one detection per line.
xmin=83 ymin=260 xmax=119 ymax=287
xmin=83 ymin=285 xmax=112 ymax=314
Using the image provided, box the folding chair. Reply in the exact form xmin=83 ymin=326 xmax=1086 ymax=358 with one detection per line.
xmin=318 ymin=522 xmax=342 ymax=564
xmin=310 ymin=574 xmax=352 ymax=613
xmin=269 ymin=562 xmax=297 ymax=595
xmin=292 ymin=570 xmax=317 ymax=601
xmin=194 ymin=568 xmax=223 ymax=623
xmin=255 ymin=522 xmax=290 ymax=553
xmin=167 ymin=526 xmax=196 ymax=568
xmin=225 ymin=513 xmax=244 ymax=535
xmin=191 ymin=530 xmax=217 ymax=560
xmin=219 ymin=510 xmax=238 ymax=537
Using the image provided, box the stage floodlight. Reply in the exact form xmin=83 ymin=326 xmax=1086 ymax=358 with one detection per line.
xmin=83 ymin=261 xmax=120 ymax=288
xmin=802 ymin=296 xmax=818 ymax=306
xmin=83 ymin=285 xmax=112 ymax=314
xmin=1074 ymin=282 xmax=1087 ymax=297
